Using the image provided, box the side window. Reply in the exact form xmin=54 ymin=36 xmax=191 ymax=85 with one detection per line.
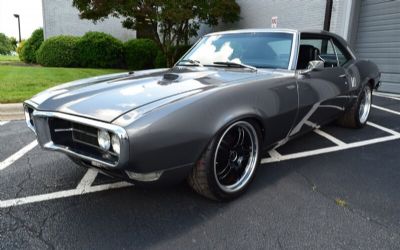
xmin=332 ymin=41 xmax=352 ymax=66
xmin=297 ymin=37 xmax=338 ymax=69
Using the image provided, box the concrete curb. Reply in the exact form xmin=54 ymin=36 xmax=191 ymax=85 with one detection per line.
xmin=0 ymin=103 xmax=24 ymax=121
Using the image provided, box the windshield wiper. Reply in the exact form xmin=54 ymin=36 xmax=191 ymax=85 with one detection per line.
xmin=177 ymin=59 xmax=203 ymax=67
xmin=212 ymin=61 xmax=257 ymax=72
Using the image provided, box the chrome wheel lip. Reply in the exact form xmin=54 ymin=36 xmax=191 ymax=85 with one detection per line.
xmin=359 ymin=87 xmax=372 ymax=124
xmin=213 ymin=121 xmax=259 ymax=193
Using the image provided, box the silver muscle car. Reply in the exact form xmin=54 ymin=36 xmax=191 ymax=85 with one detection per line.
xmin=24 ymin=29 xmax=380 ymax=200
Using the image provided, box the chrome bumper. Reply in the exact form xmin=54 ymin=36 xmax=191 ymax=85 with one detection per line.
xmin=23 ymin=101 xmax=130 ymax=168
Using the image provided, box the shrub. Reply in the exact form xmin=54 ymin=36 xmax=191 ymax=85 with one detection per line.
xmin=16 ymin=40 xmax=25 ymax=60
xmin=154 ymin=50 xmax=167 ymax=68
xmin=36 ymin=36 xmax=80 ymax=67
xmin=0 ymin=33 xmax=14 ymax=55
xmin=77 ymin=32 xmax=123 ymax=68
xmin=21 ymin=28 xmax=44 ymax=63
xmin=124 ymin=39 xmax=159 ymax=70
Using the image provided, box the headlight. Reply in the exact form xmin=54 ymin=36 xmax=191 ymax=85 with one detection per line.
xmin=111 ymin=134 xmax=120 ymax=155
xmin=98 ymin=129 xmax=111 ymax=151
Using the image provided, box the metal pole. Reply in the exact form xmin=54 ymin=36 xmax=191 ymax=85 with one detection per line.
xmin=323 ymin=0 xmax=333 ymax=31
xmin=17 ymin=17 xmax=21 ymax=42
xmin=14 ymin=14 xmax=21 ymax=42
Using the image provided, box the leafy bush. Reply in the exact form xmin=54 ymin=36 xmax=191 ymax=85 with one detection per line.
xmin=154 ymin=50 xmax=167 ymax=68
xmin=36 ymin=36 xmax=80 ymax=67
xmin=9 ymin=37 xmax=18 ymax=51
xmin=0 ymin=33 xmax=14 ymax=55
xmin=77 ymin=32 xmax=123 ymax=68
xmin=124 ymin=39 xmax=159 ymax=70
xmin=16 ymin=40 xmax=25 ymax=60
xmin=21 ymin=28 xmax=44 ymax=63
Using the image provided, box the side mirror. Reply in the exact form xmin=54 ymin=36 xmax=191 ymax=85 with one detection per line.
xmin=300 ymin=60 xmax=324 ymax=75
xmin=308 ymin=60 xmax=324 ymax=70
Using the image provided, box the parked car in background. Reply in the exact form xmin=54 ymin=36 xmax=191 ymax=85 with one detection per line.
xmin=24 ymin=29 xmax=380 ymax=200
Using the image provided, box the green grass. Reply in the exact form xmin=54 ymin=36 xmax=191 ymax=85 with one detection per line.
xmin=0 ymin=55 xmax=20 ymax=62
xmin=0 ymin=65 xmax=125 ymax=103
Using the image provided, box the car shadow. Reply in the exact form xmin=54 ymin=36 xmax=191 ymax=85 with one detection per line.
xmin=36 ymin=161 xmax=293 ymax=249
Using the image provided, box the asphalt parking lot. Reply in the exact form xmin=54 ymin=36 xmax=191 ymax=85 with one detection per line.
xmin=1 ymin=92 xmax=400 ymax=249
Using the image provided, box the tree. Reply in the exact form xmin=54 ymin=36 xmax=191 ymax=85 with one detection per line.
xmin=0 ymin=33 xmax=14 ymax=55
xmin=9 ymin=37 xmax=18 ymax=51
xmin=72 ymin=0 xmax=241 ymax=66
xmin=20 ymin=28 xmax=44 ymax=63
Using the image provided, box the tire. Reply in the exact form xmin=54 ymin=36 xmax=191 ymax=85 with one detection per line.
xmin=188 ymin=120 xmax=261 ymax=201
xmin=337 ymin=84 xmax=372 ymax=128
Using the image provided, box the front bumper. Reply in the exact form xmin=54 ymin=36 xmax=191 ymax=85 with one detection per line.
xmin=24 ymin=101 xmax=130 ymax=169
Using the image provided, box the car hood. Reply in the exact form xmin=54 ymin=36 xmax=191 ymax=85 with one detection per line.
xmin=30 ymin=67 xmax=262 ymax=122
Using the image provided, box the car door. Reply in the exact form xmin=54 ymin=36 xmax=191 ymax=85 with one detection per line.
xmin=291 ymin=34 xmax=348 ymax=135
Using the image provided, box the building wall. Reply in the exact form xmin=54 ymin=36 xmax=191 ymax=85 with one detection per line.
xmin=42 ymin=0 xmax=136 ymax=41
xmin=42 ymin=0 xmax=351 ymax=42
xmin=217 ymin=0 xmax=349 ymax=40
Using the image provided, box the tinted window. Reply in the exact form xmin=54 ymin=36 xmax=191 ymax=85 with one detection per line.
xmin=300 ymin=38 xmax=338 ymax=68
xmin=333 ymin=41 xmax=351 ymax=66
xmin=182 ymin=32 xmax=294 ymax=69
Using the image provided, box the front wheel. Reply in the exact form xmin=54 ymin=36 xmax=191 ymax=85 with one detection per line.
xmin=188 ymin=120 xmax=261 ymax=201
xmin=337 ymin=84 xmax=372 ymax=128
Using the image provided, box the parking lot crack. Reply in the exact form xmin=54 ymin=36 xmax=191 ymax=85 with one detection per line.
xmin=14 ymin=157 xmax=33 ymax=198
xmin=294 ymin=170 xmax=400 ymax=237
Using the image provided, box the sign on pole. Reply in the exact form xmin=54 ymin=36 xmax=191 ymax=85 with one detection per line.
xmin=271 ymin=16 xmax=278 ymax=28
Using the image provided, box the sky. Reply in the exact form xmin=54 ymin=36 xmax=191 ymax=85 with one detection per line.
xmin=0 ymin=0 xmax=43 ymax=40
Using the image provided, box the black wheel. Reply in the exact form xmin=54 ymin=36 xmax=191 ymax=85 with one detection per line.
xmin=188 ymin=120 xmax=261 ymax=201
xmin=337 ymin=84 xmax=372 ymax=128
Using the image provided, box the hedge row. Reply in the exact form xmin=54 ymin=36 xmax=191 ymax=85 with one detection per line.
xmin=35 ymin=32 xmax=163 ymax=70
xmin=21 ymin=30 xmax=192 ymax=70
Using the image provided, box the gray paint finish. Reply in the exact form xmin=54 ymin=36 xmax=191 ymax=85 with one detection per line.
xmin=354 ymin=0 xmax=400 ymax=93
xmin=24 ymin=30 xmax=380 ymax=182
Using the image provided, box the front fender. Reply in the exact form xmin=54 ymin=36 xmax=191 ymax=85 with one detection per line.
xmin=121 ymin=74 xmax=298 ymax=173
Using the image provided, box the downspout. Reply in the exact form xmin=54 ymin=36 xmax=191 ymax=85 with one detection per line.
xmin=323 ymin=0 xmax=333 ymax=31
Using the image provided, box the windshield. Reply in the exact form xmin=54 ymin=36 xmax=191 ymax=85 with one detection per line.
xmin=180 ymin=32 xmax=294 ymax=69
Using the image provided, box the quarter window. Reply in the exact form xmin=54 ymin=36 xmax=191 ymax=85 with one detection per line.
xmin=332 ymin=41 xmax=352 ymax=66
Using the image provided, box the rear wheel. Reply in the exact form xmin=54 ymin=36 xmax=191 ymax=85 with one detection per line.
xmin=337 ymin=84 xmax=372 ymax=128
xmin=188 ymin=120 xmax=261 ymax=201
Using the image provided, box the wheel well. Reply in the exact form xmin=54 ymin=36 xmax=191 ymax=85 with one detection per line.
xmin=243 ymin=117 xmax=265 ymax=143
xmin=368 ymin=79 xmax=374 ymax=90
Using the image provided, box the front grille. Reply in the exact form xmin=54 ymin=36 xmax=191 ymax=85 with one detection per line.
xmin=48 ymin=118 xmax=118 ymax=165
xmin=24 ymin=106 xmax=35 ymax=132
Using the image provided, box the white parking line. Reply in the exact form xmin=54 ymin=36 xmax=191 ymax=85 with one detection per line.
xmin=0 ymin=121 xmax=9 ymax=126
xmin=268 ymin=149 xmax=283 ymax=161
xmin=372 ymin=104 xmax=400 ymax=116
xmin=0 ymin=140 xmax=38 ymax=171
xmin=314 ymin=129 xmax=347 ymax=146
xmin=373 ymin=92 xmax=400 ymax=101
xmin=1 ymin=121 xmax=399 ymax=208
xmin=367 ymin=121 xmax=400 ymax=136
xmin=76 ymin=169 xmax=98 ymax=191
xmin=0 ymin=181 xmax=132 ymax=208
xmin=262 ymin=133 xmax=400 ymax=164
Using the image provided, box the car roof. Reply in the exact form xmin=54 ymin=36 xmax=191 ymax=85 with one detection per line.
xmin=206 ymin=28 xmax=339 ymax=38
xmin=206 ymin=28 xmax=298 ymax=36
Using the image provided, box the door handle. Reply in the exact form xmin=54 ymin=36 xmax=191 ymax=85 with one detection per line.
xmin=339 ymin=74 xmax=347 ymax=78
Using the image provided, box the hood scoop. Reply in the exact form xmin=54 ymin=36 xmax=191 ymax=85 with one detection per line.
xmin=159 ymin=73 xmax=181 ymax=85
xmin=163 ymin=73 xmax=180 ymax=81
